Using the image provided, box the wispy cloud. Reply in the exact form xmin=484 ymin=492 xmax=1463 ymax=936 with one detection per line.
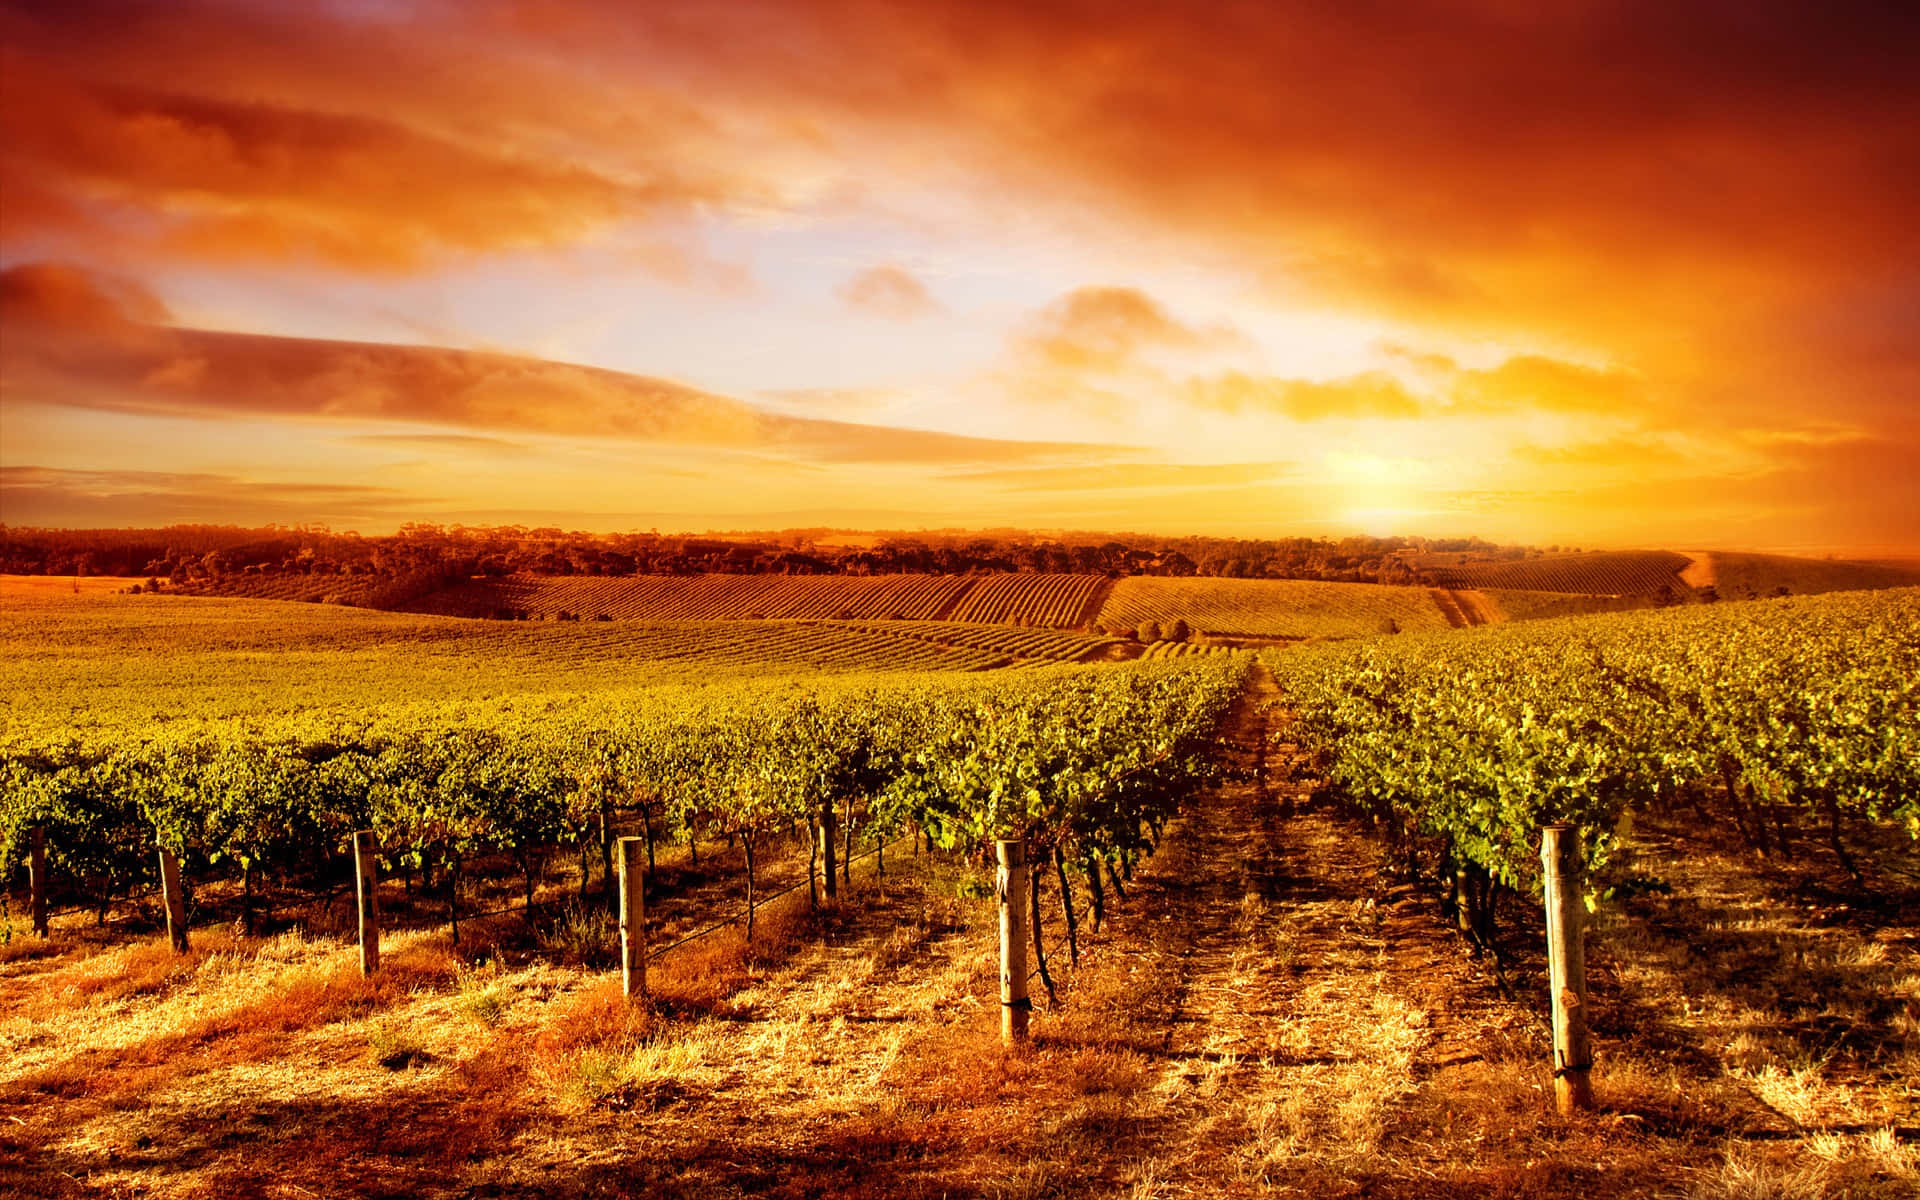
xmin=838 ymin=265 xmax=941 ymax=319
xmin=946 ymin=460 xmax=1294 ymax=492
xmin=1 ymin=262 xmax=1129 ymax=468
xmin=0 ymin=465 xmax=431 ymax=527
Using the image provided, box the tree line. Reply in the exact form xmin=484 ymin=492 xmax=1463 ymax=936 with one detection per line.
xmin=0 ymin=523 xmax=1559 ymax=587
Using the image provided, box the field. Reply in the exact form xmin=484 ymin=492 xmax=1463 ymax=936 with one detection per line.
xmin=0 ymin=576 xmax=145 ymax=596
xmin=834 ymin=620 xmax=1120 ymax=664
xmin=167 ymin=560 xmax=1883 ymax=637
xmin=4 ymin=583 xmax=1918 ymax=1198
xmin=0 ymin=582 xmax=1120 ymax=736
xmin=1137 ymin=639 xmax=1235 ymax=659
xmin=403 ymin=573 xmax=974 ymax=622
xmin=1479 ymin=588 xmax=1649 ymax=622
xmin=1095 ymin=576 xmax=1455 ymax=638
xmin=1678 ymin=551 xmax=1920 ymax=599
xmin=936 ymin=572 xmax=1109 ymax=628
xmin=398 ymin=572 xmax=1111 ymax=628
xmin=1420 ymin=550 xmax=1693 ymax=596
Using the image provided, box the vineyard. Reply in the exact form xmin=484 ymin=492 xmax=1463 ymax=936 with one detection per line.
xmin=1 ymin=649 xmax=1246 ymax=946
xmin=833 ymin=620 xmax=1118 ymax=664
xmin=1478 ymin=587 xmax=1646 ymax=622
xmin=172 ymin=567 xmax=456 ymax=609
xmin=1137 ymin=640 xmax=1234 ymax=660
xmin=1095 ymin=576 xmax=1454 ymax=638
xmin=401 ymin=573 xmax=974 ymax=622
xmin=1266 ymin=587 xmax=1920 ymax=942
xmin=0 ymin=586 xmax=1124 ymax=737
xmin=938 ymin=572 xmax=1109 ymax=627
xmin=5 ymin=579 xmax=1918 ymax=1197
xmin=1419 ymin=550 xmax=1693 ymax=596
xmin=391 ymin=572 xmax=1113 ymax=629
xmin=1680 ymin=550 xmax=1920 ymax=599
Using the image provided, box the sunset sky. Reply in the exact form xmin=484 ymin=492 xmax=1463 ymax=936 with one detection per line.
xmin=1 ymin=0 xmax=1915 ymax=552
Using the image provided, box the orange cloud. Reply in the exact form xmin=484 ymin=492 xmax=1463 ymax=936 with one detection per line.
xmin=8 ymin=2 xmax=1913 ymax=374
xmin=1511 ymin=437 xmax=1687 ymax=468
xmin=0 ymin=261 xmax=171 ymax=329
xmin=345 ymin=434 xmax=531 ymax=456
xmin=838 ymin=265 xmax=941 ymax=319
xmin=1186 ymin=371 xmax=1422 ymax=421
xmin=0 ymin=263 xmax=1122 ymax=468
xmin=0 ymin=466 xmax=428 ymax=527
xmin=0 ymin=65 xmax=644 ymax=270
xmin=946 ymin=461 xmax=1294 ymax=492
xmin=1016 ymin=286 xmax=1239 ymax=373
xmin=0 ymin=4 xmax=753 ymax=271
xmin=1 ymin=2 xmax=1913 ymax=549
xmin=1444 ymin=355 xmax=1646 ymax=417
xmin=1008 ymin=286 xmax=1648 ymax=424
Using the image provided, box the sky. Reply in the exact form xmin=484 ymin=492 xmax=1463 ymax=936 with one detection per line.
xmin=1 ymin=0 xmax=1916 ymax=553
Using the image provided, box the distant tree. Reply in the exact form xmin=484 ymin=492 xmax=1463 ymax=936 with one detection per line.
xmin=1166 ymin=617 xmax=1191 ymax=643
xmin=1138 ymin=619 xmax=1163 ymax=643
xmin=1377 ymin=617 xmax=1400 ymax=635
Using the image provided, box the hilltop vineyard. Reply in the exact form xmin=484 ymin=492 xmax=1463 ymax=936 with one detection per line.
xmin=1419 ymin=550 xmax=1693 ymax=597
xmin=1097 ymin=576 xmax=1455 ymax=638
xmin=940 ymin=573 xmax=1109 ymax=628
xmin=405 ymin=573 xmax=975 ymax=622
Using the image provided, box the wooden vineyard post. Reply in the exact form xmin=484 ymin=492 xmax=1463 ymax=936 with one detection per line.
xmin=819 ymin=801 xmax=838 ymax=902
xmin=158 ymin=846 xmax=189 ymax=953
xmin=1541 ymin=824 xmax=1594 ymax=1113
xmin=354 ymin=830 xmax=381 ymax=976
xmin=619 ymin=836 xmax=646 ymax=999
xmin=996 ymin=839 xmax=1031 ymax=1045
xmin=29 ymin=826 xmax=49 ymax=938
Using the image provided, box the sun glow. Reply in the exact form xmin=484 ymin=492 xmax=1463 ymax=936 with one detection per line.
xmin=0 ymin=1 xmax=1911 ymax=550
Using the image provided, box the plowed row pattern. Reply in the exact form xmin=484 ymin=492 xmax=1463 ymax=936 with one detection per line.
xmin=940 ymin=573 xmax=1106 ymax=627
xmin=838 ymin=621 xmax=1114 ymax=662
xmin=404 ymin=574 xmax=974 ymax=621
xmin=1139 ymin=640 xmax=1235 ymax=659
xmin=1421 ymin=551 xmax=1692 ymax=596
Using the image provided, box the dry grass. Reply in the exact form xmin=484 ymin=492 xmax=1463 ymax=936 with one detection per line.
xmin=1588 ymin=809 xmax=1919 ymax=1144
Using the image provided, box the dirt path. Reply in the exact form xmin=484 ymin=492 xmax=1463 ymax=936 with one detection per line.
xmin=1038 ymin=661 xmax=1594 ymax=1196
xmin=1453 ymin=588 xmax=1498 ymax=626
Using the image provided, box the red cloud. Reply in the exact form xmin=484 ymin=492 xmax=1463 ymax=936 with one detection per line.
xmin=0 ymin=261 xmax=171 ymax=329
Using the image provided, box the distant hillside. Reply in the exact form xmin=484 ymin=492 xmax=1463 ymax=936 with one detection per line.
xmin=402 ymin=573 xmax=975 ymax=623
xmin=1421 ymin=550 xmax=1693 ymax=597
xmin=398 ymin=572 xmax=1111 ymax=629
xmin=1094 ymin=577 xmax=1458 ymax=639
xmin=1478 ymin=588 xmax=1651 ymax=622
xmin=143 ymin=549 xmax=1920 ymax=636
xmin=1676 ymin=551 xmax=1920 ymax=599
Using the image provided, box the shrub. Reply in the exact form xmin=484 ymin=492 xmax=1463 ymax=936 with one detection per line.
xmin=1137 ymin=620 xmax=1162 ymax=643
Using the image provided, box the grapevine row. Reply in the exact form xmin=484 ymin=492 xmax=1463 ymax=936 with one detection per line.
xmin=1266 ymin=590 xmax=1920 ymax=932
xmin=2 ymin=657 xmax=1247 ymax=932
